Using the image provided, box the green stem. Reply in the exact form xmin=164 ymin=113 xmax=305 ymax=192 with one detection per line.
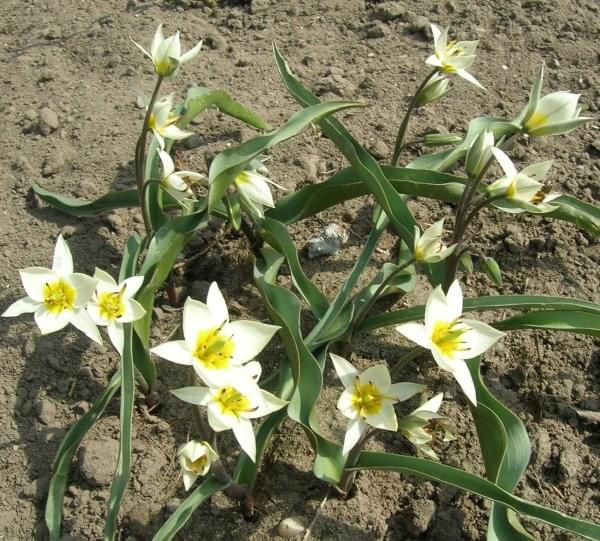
xmin=390 ymin=346 xmax=424 ymax=379
xmin=391 ymin=69 xmax=438 ymax=166
xmin=351 ymin=257 xmax=416 ymax=333
xmin=135 ymin=76 xmax=164 ymax=235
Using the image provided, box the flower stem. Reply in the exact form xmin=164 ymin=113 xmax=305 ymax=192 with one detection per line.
xmin=391 ymin=69 xmax=438 ymax=166
xmin=351 ymin=257 xmax=416 ymax=334
xmin=135 ymin=76 xmax=163 ymax=235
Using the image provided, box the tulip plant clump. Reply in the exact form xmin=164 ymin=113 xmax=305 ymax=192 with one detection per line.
xmin=5 ymin=21 xmax=600 ymax=541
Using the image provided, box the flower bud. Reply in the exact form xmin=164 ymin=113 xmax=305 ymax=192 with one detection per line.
xmin=178 ymin=440 xmax=218 ymax=491
xmin=465 ymin=130 xmax=494 ymax=178
xmin=423 ymin=133 xmax=463 ymax=147
xmin=415 ymin=73 xmax=451 ymax=107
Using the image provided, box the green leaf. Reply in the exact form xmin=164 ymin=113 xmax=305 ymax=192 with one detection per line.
xmin=45 ymin=371 xmax=121 ymax=541
xmin=208 ymin=99 xmax=364 ymax=212
xmin=32 ymin=183 xmax=139 ymax=216
xmin=547 ymin=194 xmax=600 ymax=236
xmin=178 ymin=86 xmax=271 ymax=131
xmin=104 ymin=325 xmax=135 ymax=541
xmin=273 ymin=45 xmax=418 ymax=247
xmin=254 ymin=256 xmax=345 ymax=483
xmin=268 ymin=165 xmax=465 ymax=224
xmin=258 ymin=217 xmax=329 ymax=318
xmin=358 ymin=294 xmax=600 ymax=333
xmin=495 ymin=309 xmax=600 ymax=337
xmin=355 ymin=452 xmax=600 ymax=540
xmin=467 ymin=358 xmax=534 ymax=540
xmin=482 ymin=256 xmax=502 ymax=286
xmin=305 ymin=211 xmax=389 ymax=347
xmin=151 ymin=476 xmax=228 ymax=541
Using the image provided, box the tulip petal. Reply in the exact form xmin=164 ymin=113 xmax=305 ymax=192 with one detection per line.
xmin=20 ymin=268 xmax=57 ymax=302
xmin=159 ymin=150 xmax=175 ymax=177
xmin=183 ymin=297 xmax=212 ymax=346
xmin=131 ymin=38 xmax=152 ymax=61
xmin=161 ymin=125 xmax=193 ymax=141
xmin=71 ymin=309 xmax=102 ymax=344
xmin=34 ymin=306 xmax=72 ymax=335
xmin=227 ymin=320 xmax=279 ymax=364
xmin=182 ymin=470 xmax=197 ymax=491
xmin=52 ymin=235 xmax=74 ymax=276
xmin=366 ymin=401 xmax=397 ymax=432
xmin=330 ymin=353 xmax=358 ymax=388
xmin=342 ymin=418 xmax=366 ymax=456
xmin=122 ymin=275 xmax=145 ymax=298
xmin=451 ymin=360 xmax=477 ymax=405
xmin=492 ymin=148 xmax=517 ymax=180
xmin=414 ymin=393 xmax=444 ymax=415
xmin=337 ymin=388 xmax=358 ymax=419
xmin=150 ymin=23 xmax=164 ymax=57
xmin=172 ymin=386 xmax=212 ymax=406
xmin=395 ymin=322 xmax=431 ymax=349
xmin=388 ymin=382 xmax=425 ymax=402
xmin=107 ymin=324 xmax=124 ymax=355
xmin=232 ymin=419 xmax=256 ymax=462
xmin=118 ymin=298 xmax=146 ymax=323
xmin=455 ymin=68 xmax=484 ymax=90
xmin=248 ymin=390 xmax=287 ymax=418
xmin=151 ymin=340 xmax=193 ymax=365
xmin=527 ymin=117 xmax=591 ymax=137
xmin=521 ymin=160 xmax=553 ymax=182
xmin=459 ymin=319 xmax=505 ymax=359
xmin=207 ymin=282 xmax=229 ymax=325
xmin=207 ymin=405 xmax=234 ymax=431
xmin=93 ymin=268 xmax=117 ymax=287
xmin=523 ymin=63 xmax=544 ymax=121
xmin=179 ymin=40 xmax=203 ymax=64
xmin=359 ymin=364 xmax=391 ymax=391
xmin=2 ymin=296 xmax=39 ymax=317
xmin=70 ymin=273 xmax=97 ymax=307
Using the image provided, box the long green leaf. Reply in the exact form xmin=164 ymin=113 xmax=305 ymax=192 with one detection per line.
xmin=268 ymin=165 xmax=465 ymax=224
xmin=178 ymin=86 xmax=271 ymax=131
xmin=32 ymin=183 xmax=139 ymax=216
xmin=258 ymin=217 xmax=329 ymax=318
xmin=104 ymin=325 xmax=134 ymax=540
xmin=359 ymin=294 xmax=600 ymax=333
xmin=208 ymin=99 xmax=364 ymax=212
xmin=495 ymin=309 xmax=600 ymax=336
xmin=45 ymin=370 xmax=121 ymax=541
xmin=273 ymin=45 xmax=418 ymax=247
xmin=151 ymin=476 xmax=228 ymax=541
xmin=355 ymin=452 xmax=600 ymax=540
xmin=468 ymin=358 xmax=534 ymax=540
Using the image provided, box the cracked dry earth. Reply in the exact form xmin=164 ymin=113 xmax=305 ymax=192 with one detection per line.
xmin=0 ymin=0 xmax=599 ymax=540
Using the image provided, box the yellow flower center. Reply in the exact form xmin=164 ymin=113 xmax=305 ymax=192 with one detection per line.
xmin=506 ymin=180 xmax=517 ymax=199
xmin=184 ymin=454 xmax=209 ymax=474
xmin=529 ymin=184 xmax=552 ymax=205
xmin=193 ymin=326 xmax=235 ymax=370
xmin=97 ymin=290 xmax=125 ymax=321
xmin=351 ymin=378 xmax=384 ymax=418
xmin=524 ymin=111 xmax=547 ymax=130
xmin=213 ymin=386 xmax=253 ymax=419
xmin=431 ymin=320 xmax=470 ymax=358
xmin=43 ymin=279 xmax=76 ymax=314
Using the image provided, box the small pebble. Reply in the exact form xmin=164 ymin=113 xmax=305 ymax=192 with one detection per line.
xmin=39 ymin=107 xmax=59 ymax=135
xmin=277 ymin=517 xmax=306 ymax=538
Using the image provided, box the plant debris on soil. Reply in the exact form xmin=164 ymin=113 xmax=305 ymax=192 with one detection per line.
xmin=0 ymin=0 xmax=599 ymax=540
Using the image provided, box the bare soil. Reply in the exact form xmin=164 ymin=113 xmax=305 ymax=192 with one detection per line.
xmin=1 ymin=0 xmax=599 ymax=540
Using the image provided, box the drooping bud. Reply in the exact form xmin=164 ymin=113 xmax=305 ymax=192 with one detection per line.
xmin=465 ymin=130 xmax=494 ymax=178
xmin=415 ymin=73 xmax=451 ymax=107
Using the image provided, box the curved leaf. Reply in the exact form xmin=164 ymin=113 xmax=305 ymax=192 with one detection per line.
xmin=495 ymin=309 xmax=600 ymax=337
xmin=354 ymin=452 xmax=600 ymax=540
xmin=178 ymin=86 xmax=271 ymax=131
xmin=258 ymin=217 xmax=329 ymax=318
xmin=32 ymin=183 xmax=139 ymax=216
xmin=468 ymin=358 xmax=534 ymax=540
xmin=359 ymin=294 xmax=600 ymax=333
xmin=208 ymin=99 xmax=365 ymax=212
xmin=45 ymin=371 xmax=121 ymax=541
xmin=151 ymin=476 xmax=228 ymax=541
xmin=547 ymin=194 xmax=600 ymax=236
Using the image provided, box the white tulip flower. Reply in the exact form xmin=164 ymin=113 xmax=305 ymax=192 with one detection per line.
xmin=2 ymin=235 xmax=100 ymax=343
xmin=132 ymin=23 xmax=202 ymax=78
xmin=86 ymin=269 xmax=146 ymax=355
xmin=233 ymin=169 xmax=284 ymax=218
xmin=151 ymin=282 xmax=280 ymax=387
xmin=520 ymin=64 xmax=591 ymax=137
xmin=172 ymin=379 xmax=287 ymax=462
xmin=395 ymin=281 xmax=504 ymax=405
xmin=426 ymin=24 xmax=483 ymax=89
xmin=330 ymin=353 xmax=424 ymax=455
xmin=398 ymin=393 xmax=453 ymax=460
xmin=158 ymin=150 xmax=205 ymax=202
xmin=488 ymin=148 xmax=560 ymax=214
xmin=413 ymin=219 xmax=456 ymax=263
xmin=148 ymin=94 xmax=194 ymax=150
xmin=177 ymin=440 xmax=218 ymax=491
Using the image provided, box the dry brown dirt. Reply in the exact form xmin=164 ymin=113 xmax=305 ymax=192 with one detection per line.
xmin=1 ymin=0 xmax=599 ymax=540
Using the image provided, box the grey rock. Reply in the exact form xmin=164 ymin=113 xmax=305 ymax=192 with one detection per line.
xmin=22 ymin=334 xmax=37 ymax=358
xmin=35 ymin=398 xmax=57 ymax=425
xmin=59 ymin=225 xmax=77 ymax=238
xmin=371 ymin=2 xmax=406 ymax=21
xmin=558 ymin=446 xmax=580 ymax=481
xmin=278 ymin=517 xmax=305 ymax=538
xmin=42 ymin=151 xmax=65 ymax=177
xmin=365 ymin=23 xmax=386 ymax=39
xmin=78 ymin=438 xmax=120 ymax=487
xmin=408 ymin=499 xmax=436 ymax=533
xmin=305 ymin=223 xmax=349 ymax=259
xmin=39 ymin=107 xmax=59 ymax=135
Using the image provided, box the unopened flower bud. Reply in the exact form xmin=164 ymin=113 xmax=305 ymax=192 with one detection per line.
xmin=465 ymin=130 xmax=494 ymax=178
xmin=423 ymin=133 xmax=463 ymax=147
xmin=415 ymin=73 xmax=451 ymax=107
